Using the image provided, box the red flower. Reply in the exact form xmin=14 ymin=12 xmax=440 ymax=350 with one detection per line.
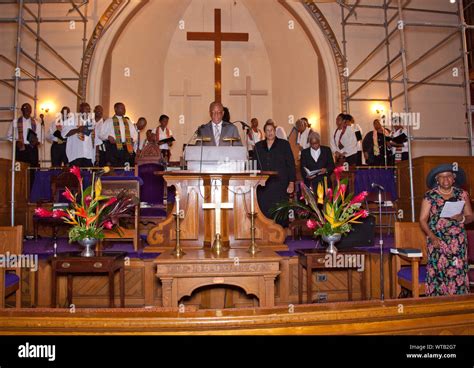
xmin=350 ymin=191 xmax=368 ymax=205
xmin=103 ymin=197 xmax=117 ymax=208
xmin=62 ymin=188 xmax=75 ymax=202
xmin=354 ymin=209 xmax=369 ymax=218
xmin=34 ymin=208 xmax=54 ymax=218
xmin=52 ymin=210 xmax=68 ymax=219
xmin=75 ymin=207 xmax=88 ymax=218
xmin=337 ymin=184 xmax=347 ymax=199
xmin=70 ymin=166 xmax=82 ymax=183
xmin=306 ymin=219 xmax=319 ymax=229
xmin=85 ymin=195 xmax=92 ymax=207
xmin=103 ymin=221 xmax=114 ymax=230
xmin=326 ymin=188 xmax=333 ymax=201
xmin=334 ymin=166 xmax=345 ymax=182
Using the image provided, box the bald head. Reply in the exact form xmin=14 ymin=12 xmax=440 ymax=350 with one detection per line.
xmin=209 ymin=101 xmax=224 ymax=124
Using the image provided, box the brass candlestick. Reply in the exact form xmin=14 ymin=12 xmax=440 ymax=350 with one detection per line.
xmin=211 ymin=233 xmax=227 ymax=255
xmin=247 ymin=211 xmax=260 ymax=255
xmin=171 ymin=212 xmax=185 ymax=257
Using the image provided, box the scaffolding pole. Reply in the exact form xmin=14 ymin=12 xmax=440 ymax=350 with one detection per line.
xmin=460 ymin=0 xmax=474 ymax=156
xmin=396 ymin=0 xmax=416 ymax=222
xmin=339 ymin=0 xmax=472 ymax=223
xmin=11 ymin=0 xmax=24 ymax=226
xmin=1 ymin=0 xmax=89 ymax=225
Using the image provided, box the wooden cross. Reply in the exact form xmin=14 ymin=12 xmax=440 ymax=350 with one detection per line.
xmin=187 ymin=8 xmax=249 ymax=103
xmin=169 ymin=79 xmax=202 ymax=136
xmin=229 ymin=76 xmax=268 ymax=123
xmin=202 ymin=182 xmax=233 ymax=236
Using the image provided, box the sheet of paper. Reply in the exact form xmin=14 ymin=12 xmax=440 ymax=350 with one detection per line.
xmin=439 ymin=200 xmax=465 ymax=218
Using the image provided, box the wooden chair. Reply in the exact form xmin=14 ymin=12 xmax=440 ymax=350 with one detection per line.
xmin=100 ymin=177 xmax=141 ymax=251
xmin=365 ymin=191 xmax=398 ymax=235
xmin=33 ymin=171 xmax=77 ymax=240
xmin=392 ymin=222 xmax=427 ymax=298
xmin=0 ymin=226 xmax=23 ymax=308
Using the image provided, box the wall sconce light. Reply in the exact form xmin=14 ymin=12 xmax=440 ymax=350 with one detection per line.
xmin=40 ymin=101 xmax=55 ymax=115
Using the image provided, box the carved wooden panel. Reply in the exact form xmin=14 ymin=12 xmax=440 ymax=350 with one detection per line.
xmin=146 ymin=172 xmax=287 ymax=252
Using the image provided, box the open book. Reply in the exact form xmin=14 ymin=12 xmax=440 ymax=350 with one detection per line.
xmin=304 ymin=167 xmax=323 ymax=177
xmin=157 ymin=137 xmax=175 ymax=145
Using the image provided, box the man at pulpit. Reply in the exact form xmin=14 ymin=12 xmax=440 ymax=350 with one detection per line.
xmin=198 ymin=101 xmax=242 ymax=146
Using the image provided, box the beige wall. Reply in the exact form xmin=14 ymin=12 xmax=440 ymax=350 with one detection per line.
xmin=318 ymin=0 xmax=469 ymax=157
xmin=0 ymin=0 xmax=470 ymax=163
xmin=108 ymin=0 xmax=321 ymax=158
xmin=0 ymin=1 xmax=110 ymax=162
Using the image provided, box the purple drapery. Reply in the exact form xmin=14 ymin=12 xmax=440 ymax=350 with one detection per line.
xmin=354 ymin=169 xmax=397 ymax=200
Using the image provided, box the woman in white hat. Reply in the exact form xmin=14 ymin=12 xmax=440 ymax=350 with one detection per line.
xmin=419 ymin=163 xmax=472 ymax=296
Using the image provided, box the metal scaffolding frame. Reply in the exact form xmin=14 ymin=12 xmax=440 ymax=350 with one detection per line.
xmin=339 ymin=0 xmax=474 ymax=222
xmin=0 ymin=0 xmax=88 ymax=225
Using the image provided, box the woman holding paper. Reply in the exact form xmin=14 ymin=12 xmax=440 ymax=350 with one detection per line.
xmin=420 ymin=163 xmax=473 ymax=296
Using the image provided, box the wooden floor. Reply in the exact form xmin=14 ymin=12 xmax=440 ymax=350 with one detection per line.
xmin=0 ymin=294 xmax=473 ymax=335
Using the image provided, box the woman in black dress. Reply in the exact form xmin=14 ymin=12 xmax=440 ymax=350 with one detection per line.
xmin=254 ymin=121 xmax=296 ymax=226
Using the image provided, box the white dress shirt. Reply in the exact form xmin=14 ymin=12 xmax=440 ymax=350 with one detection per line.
xmin=212 ymin=121 xmax=223 ymax=146
xmin=391 ymin=128 xmax=409 ymax=155
xmin=275 ymin=126 xmax=287 ymax=140
xmin=247 ymin=129 xmax=263 ymax=150
xmin=331 ymin=125 xmax=358 ymax=157
xmin=99 ymin=116 xmax=138 ymax=151
xmin=7 ymin=117 xmax=43 ymax=144
xmin=297 ymin=128 xmax=311 ymax=150
xmin=310 ymin=147 xmax=321 ymax=163
xmin=157 ymin=127 xmax=173 ymax=150
xmin=63 ymin=116 xmax=97 ymax=163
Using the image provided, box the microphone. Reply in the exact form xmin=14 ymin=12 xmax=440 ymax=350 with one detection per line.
xmin=39 ymin=114 xmax=45 ymax=126
xmin=371 ymin=183 xmax=385 ymax=191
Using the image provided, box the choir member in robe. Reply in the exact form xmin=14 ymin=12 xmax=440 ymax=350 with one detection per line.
xmin=7 ymin=103 xmax=41 ymax=167
xmin=362 ymin=119 xmax=392 ymax=166
xmin=346 ymin=114 xmax=364 ymax=166
xmin=155 ymin=114 xmax=174 ymax=163
xmin=300 ymin=131 xmax=335 ymax=191
xmin=99 ymin=102 xmax=138 ymax=167
xmin=254 ymin=121 xmax=296 ymax=226
xmin=390 ymin=118 xmax=408 ymax=163
xmin=296 ymin=118 xmax=312 ymax=152
xmin=64 ymin=102 xmax=98 ymax=167
xmin=331 ymin=113 xmax=358 ymax=166
xmin=246 ymin=117 xmax=264 ymax=160
xmin=47 ymin=106 xmax=70 ymax=167
xmin=93 ymin=105 xmax=106 ymax=167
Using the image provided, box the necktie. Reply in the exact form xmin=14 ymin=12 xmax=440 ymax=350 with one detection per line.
xmin=214 ymin=125 xmax=221 ymax=146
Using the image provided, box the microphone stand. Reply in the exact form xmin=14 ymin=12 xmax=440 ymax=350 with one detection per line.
xmin=40 ymin=114 xmax=45 ymax=168
xmin=381 ymin=115 xmax=388 ymax=168
xmin=376 ymin=186 xmax=385 ymax=301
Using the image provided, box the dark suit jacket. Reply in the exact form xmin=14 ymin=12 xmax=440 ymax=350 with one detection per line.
xmin=300 ymin=145 xmax=335 ymax=189
xmin=198 ymin=121 xmax=242 ymax=146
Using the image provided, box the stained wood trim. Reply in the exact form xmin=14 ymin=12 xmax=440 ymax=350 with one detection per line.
xmin=0 ymin=295 xmax=472 ymax=335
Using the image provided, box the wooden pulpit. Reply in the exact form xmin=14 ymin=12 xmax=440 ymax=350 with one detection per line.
xmin=145 ymin=171 xmax=288 ymax=252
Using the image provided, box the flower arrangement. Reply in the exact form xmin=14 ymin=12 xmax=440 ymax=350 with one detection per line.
xmin=274 ymin=166 xmax=369 ymax=237
xmin=35 ymin=166 xmax=138 ymax=243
